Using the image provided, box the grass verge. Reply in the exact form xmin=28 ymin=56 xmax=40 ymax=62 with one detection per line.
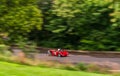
xmin=0 ymin=61 xmax=112 ymax=76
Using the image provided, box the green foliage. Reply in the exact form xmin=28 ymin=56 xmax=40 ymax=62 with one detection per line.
xmin=0 ymin=44 xmax=9 ymax=54
xmin=62 ymin=65 xmax=79 ymax=71
xmin=16 ymin=41 xmax=37 ymax=53
xmin=0 ymin=0 xmax=120 ymax=51
xmin=76 ymin=63 xmax=88 ymax=71
xmin=0 ymin=44 xmax=12 ymax=58
xmin=38 ymin=0 xmax=119 ymax=51
xmin=51 ymin=0 xmax=112 ymax=33
xmin=0 ymin=0 xmax=43 ymax=43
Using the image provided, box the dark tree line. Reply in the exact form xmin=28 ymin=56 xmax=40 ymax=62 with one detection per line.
xmin=0 ymin=0 xmax=120 ymax=51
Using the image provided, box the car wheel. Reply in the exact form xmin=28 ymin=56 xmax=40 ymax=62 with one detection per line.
xmin=58 ymin=54 xmax=61 ymax=57
xmin=48 ymin=50 xmax=52 ymax=56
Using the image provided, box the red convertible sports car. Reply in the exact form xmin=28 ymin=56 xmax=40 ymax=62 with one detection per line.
xmin=48 ymin=49 xmax=69 ymax=57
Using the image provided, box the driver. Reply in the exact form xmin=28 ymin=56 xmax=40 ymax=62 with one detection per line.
xmin=58 ymin=48 xmax=61 ymax=51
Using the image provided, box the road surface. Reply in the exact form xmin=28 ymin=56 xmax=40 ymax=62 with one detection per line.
xmin=12 ymin=48 xmax=120 ymax=70
xmin=35 ymin=54 xmax=120 ymax=70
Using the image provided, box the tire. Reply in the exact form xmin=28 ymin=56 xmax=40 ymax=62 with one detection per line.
xmin=48 ymin=50 xmax=52 ymax=56
xmin=58 ymin=54 xmax=61 ymax=57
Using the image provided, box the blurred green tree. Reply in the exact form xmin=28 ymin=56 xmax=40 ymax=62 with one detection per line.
xmin=0 ymin=0 xmax=43 ymax=43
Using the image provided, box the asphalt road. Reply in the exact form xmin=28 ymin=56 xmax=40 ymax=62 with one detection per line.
xmin=35 ymin=54 xmax=120 ymax=70
xmin=12 ymin=48 xmax=120 ymax=70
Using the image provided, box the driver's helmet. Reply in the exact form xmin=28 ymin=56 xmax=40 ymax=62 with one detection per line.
xmin=58 ymin=48 xmax=61 ymax=51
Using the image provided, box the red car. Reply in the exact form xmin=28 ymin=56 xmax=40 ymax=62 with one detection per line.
xmin=48 ymin=49 xmax=69 ymax=57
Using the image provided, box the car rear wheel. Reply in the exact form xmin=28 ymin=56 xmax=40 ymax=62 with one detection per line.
xmin=58 ymin=54 xmax=61 ymax=57
xmin=48 ymin=50 xmax=52 ymax=56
